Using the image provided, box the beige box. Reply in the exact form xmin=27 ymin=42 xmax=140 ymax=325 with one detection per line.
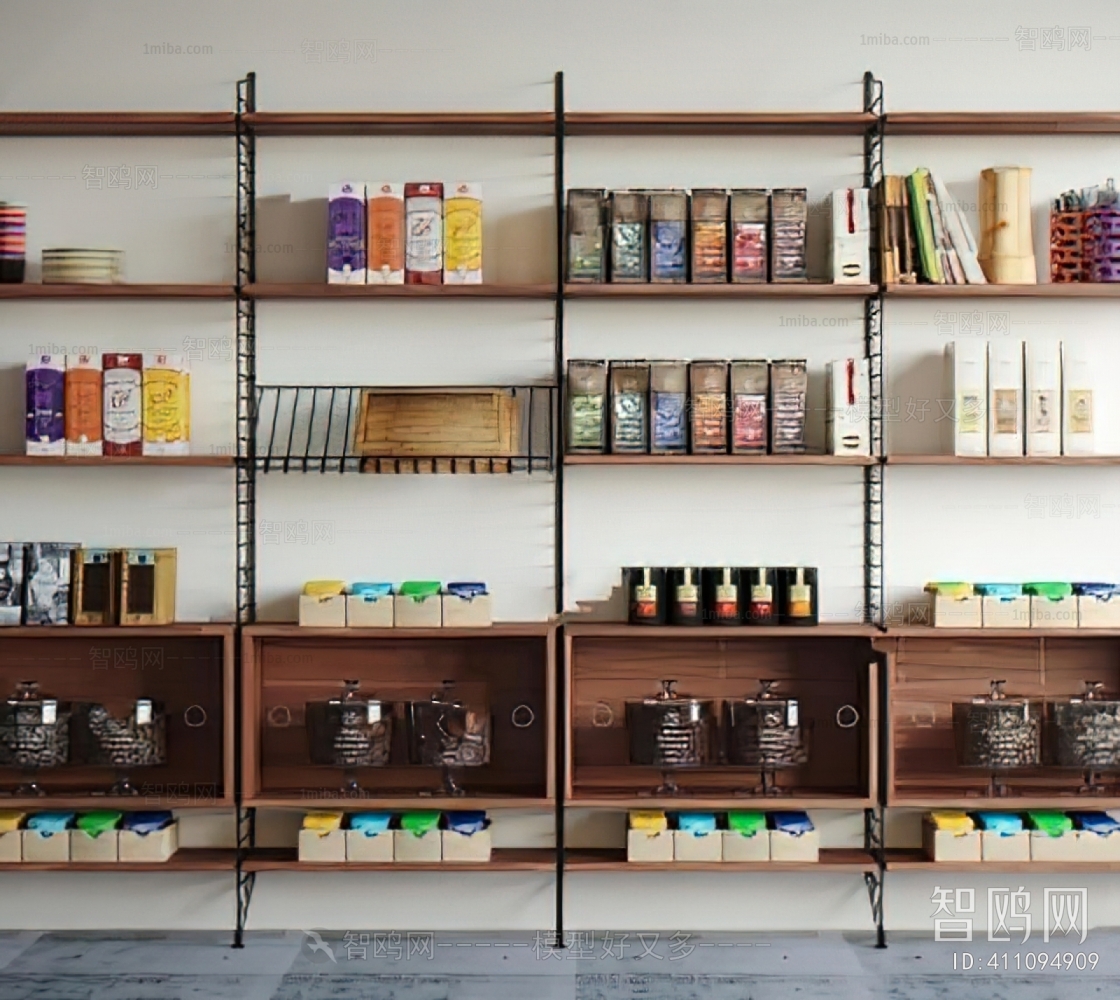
xmin=23 ymin=830 xmax=70 ymax=863
xmin=442 ymin=829 xmax=492 ymax=863
xmin=770 ymin=829 xmax=820 ymax=863
xmin=1030 ymin=831 xmax=1081 ymax=862
xmin=0 ymin=830 xmax=22 ymax=862
xmin=722 ymin=830 xmax=770 ymax=862
xmin=345 ymin=830 xmax=394 ymax=862
xmin=299 ymin=594 xmax=347 ymax=628
xmin=1073 ymin=830 xmax=1120 ymax=862
xmin=299 ymin=829 xmax=346 ymax=863
xmin=70 ymin=830 xmax=119 ymax=863
xmin=346 ymin=594 xmax=394 ymax=628
xmin=393 ymin=594 xmax=442 ymax=628
xmin=981 ymin=831 xmax=1030 ymax=862
xmin=441 ymin=593 xmax=492 ymax=628
xmin=119 ymin=823 xmax=179 ymax=863
xmin=923 ymin=819 xmax=982 ymax=862
xmin=1079 ymin=595 xmax=1120 ymax=629
xmin=1030 ymin=596 xmax=1079 ymax=629
xmin=982 ymin=595 xmax=1030 ymax=628
xmin=673 ymin=830 xmax=723 ymax=863
xmin=394 ymin=828 xmax=442 ymax=862
xmin=627 ymin=829 xmax=674 ymax=863
xmin=932 ymin=594 xmax=983 ymax=629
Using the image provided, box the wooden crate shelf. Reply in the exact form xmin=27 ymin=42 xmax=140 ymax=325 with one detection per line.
xmin=0 ymin=849 xmax=236 ymax=873
xmin=565 ymin=629 xmax=878 ymax=804
xmin=565 ymin=847 xmax=878 ymax=872
xmin=243 ymin=847 xmax=555 ymax=872
xmin=242 ymin=626 xmax=556 ymax=804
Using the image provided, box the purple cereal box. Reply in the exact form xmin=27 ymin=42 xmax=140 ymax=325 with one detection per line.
xmin=25 ymin=354 xmax=65 ymax=455
xmin=328 ymin=182 xmax=366 ymax=283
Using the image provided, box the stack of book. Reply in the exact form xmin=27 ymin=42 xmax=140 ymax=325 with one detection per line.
xmin=878 ymin=170 xmax=986 ymax=285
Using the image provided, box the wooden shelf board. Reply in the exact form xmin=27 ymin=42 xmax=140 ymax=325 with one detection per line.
xmin=0 ymin=455 xmax=235 ymax=467
xmin=565 ymin=112 xmax=877 ymax=136
xmin=889 ymin=794 xmax=1120 ymax=809
xmin=243 ymin=112 xmax=554 ymax=137
xmin=0 ymin=113 xmax=236 ymax=136
xmin=887 ymin=454 xmax=1120 ymax=466
xmin=246 ymin=283 xmax=554 ymax=300
xmin=0 ymin=796 xmax=233 ymax=810
xmin=565 ymin=848 xmax=877 ymax=872
xmin=885 ymin=112 xmax=1120 ymax=135
xmin=565 ymin=282 xmax=876 ymax=298
xmin=567 ymin=795 xmax=875 ymax=811
xmin=243 ymin=847 xmax=555 ymax=872
xmin=886 ymin=848 xmax=1120 ymax=872
xmin=884 ymin=282 xmax=1120 ymax=297
xmin=0 ymin=622 xmax=233 ymax=639
xmin=0 ymin=848 xmax=236 ymax=872
xmin=565 ymin=454 xmax=877 ymax=467
xmin=565 ymin=622 xmax=878 ymax=639
xmin=247 ymin=796 xmax=553 ymax=810
xmin=884 ymin=627 xmax=1120 ymax=639
xmin=0 ymin=284 xmax=234 ymax=299
xmin=245 ymin=622 xmax=551 ymax=639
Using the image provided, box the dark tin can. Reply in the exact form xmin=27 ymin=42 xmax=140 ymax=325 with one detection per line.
xmin=667 ymin=567 xmax=703 ymax=626
xmin=742 ymin=566 xmax=778 ymax=625
xmin=626 ymin=566 xmax=667 ymax=625
xmin=702 ymin=566 xmax=742 ymax=626
xmin=777 ymin=567 xmax=818 ymax=626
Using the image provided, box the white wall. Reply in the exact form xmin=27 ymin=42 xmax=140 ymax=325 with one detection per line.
xmin=2 ymin=0 xmax=1120 ymax=932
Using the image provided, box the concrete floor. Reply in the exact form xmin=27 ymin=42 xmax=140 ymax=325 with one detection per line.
xmin=0 ymin=931 xmax=1116 ymax=999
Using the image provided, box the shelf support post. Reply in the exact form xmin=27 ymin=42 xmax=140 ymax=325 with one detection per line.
xmin=552 ymin=68 xmax=567 ymax=950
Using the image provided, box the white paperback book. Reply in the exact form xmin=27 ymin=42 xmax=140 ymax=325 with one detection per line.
xmin=1025 ymin=339 xmax=1061 ymax=456
xmin=1062 ymin=341 xmax=1095 ymax=456
xmin=988 ymin=339 xmax=1025 ymax=457
xmin=930 ymin=173 xmax=986 ymax=284
xmin=943 ymin=340 xmax=987 ymax=457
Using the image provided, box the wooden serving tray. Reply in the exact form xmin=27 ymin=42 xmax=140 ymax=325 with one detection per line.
xmin=354 ymin=389 xmax=519 ymax=458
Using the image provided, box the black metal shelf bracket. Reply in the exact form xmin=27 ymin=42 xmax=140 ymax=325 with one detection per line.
xmin=233 ymin=71 xmax=257 ymax=948
xmin=863 ymin=805 xmax=886 ymax=947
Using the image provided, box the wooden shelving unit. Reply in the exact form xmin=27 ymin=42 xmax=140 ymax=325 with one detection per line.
xmin=564 ymin=282 xmax=876 ymax=298
xmin=243 ymin=847 xmax=555 ymax=872
xmin=245 ymin=283 xmax=554 ymax=300
xmin=884 ymin=112 xmax=1120 ymax=135
xmin=0 ymin=455 xmax=235 ymax=467
xmin=883 ymin=282 xmax=1120 ymax=298
xmin=565 ymin=455 xmax=877 ymax=467
xmin=242 ymin=111 xmax=554 ymax=136
xmin=0 ymin=112 xmax=236 ymax=136
xmin=0 ymin=284 xmax=235 ymax=299
xmin=885 ymin=848 xmax=1120 ymax=872
xmin=564 ymin=111 xmax=877 ymax=136
xmin=565 ymin=847 xmax=878 ymax=872
xmin=0 ymin=849 xmax=237 ymax=872
xmin=886 ymin=454 xmax=1120 ymax=466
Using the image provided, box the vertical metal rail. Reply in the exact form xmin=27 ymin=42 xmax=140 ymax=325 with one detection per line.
xmin=234 ymin=71 xmax=258 ymax=948
xmin=862 ymin=70 xmax=887 ymax=949
xmin=552 ymin=69 xmax=567 ymax=949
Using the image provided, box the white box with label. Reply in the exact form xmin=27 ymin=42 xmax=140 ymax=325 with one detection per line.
xmin=346 ymin=593 xmax=394 ymax=628
xmin=673 ymin=830 xmax=723 ymax=863
xmin=1079 ymin=595 xmax=1120 ymax=628
xmin=442 ymin=829 xmax=492 ymax=863
xmin=1074 ymin=830 xmax=1120 ymax=862
xmin=1030 ymin=831 xmax=1081 ymax=862
xmin=627 ymin=829 xmax=674 ymax=863
xmin=981 ymin=831 xmax=1030 ymax=862
xmin=0 ymin=830 xmax=22 ymax=862
xmin=441 ymin=593 xmax=492 ymax=628
xmin=988 ymin=340 xmax=1025 ymax=457
xmin=944 ymin=340 xmax=987 ymax=457
xmin=394 ymin=828 xmax=442 ymax=862
xmin=923 ymin=821 xmax=982 ymax=863
xmin=722 ymin=830 xmax=770 ymax=862
xmin=299 ymin=829 xmax=346 ymax=863
xmin=769 ymin=829 xmax=819 ymax=863
xmin=1030 ymin=596 xmax=1079 ymax=629
xmin=345 ymin=830 xmax=394 ymax=862
xmin=982 ymin=595 xmax=1030 ymax=628
xmin=393 ymin=594 xmax=442 ymax=628
xmin=70 ymin=830 xmax=119 ymax=863
xmin=22 ymin=830 xmax=70 ymax=863
xmin=1026 ymin=339 xmax=1061 ymax=457
xmin=119 ymin=823 xmax=178 ymax=863
xmin=1062 ymin=342 xmax=1095 ymax=456
xmin=932 ymin=594 xmax=983 ymax=629
xmin=299 ymin=594 xmax=347 ymax=628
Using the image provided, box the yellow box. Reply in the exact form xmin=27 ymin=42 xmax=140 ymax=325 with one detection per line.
xmin=142 ymin=353 xmax=190 ymax=456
